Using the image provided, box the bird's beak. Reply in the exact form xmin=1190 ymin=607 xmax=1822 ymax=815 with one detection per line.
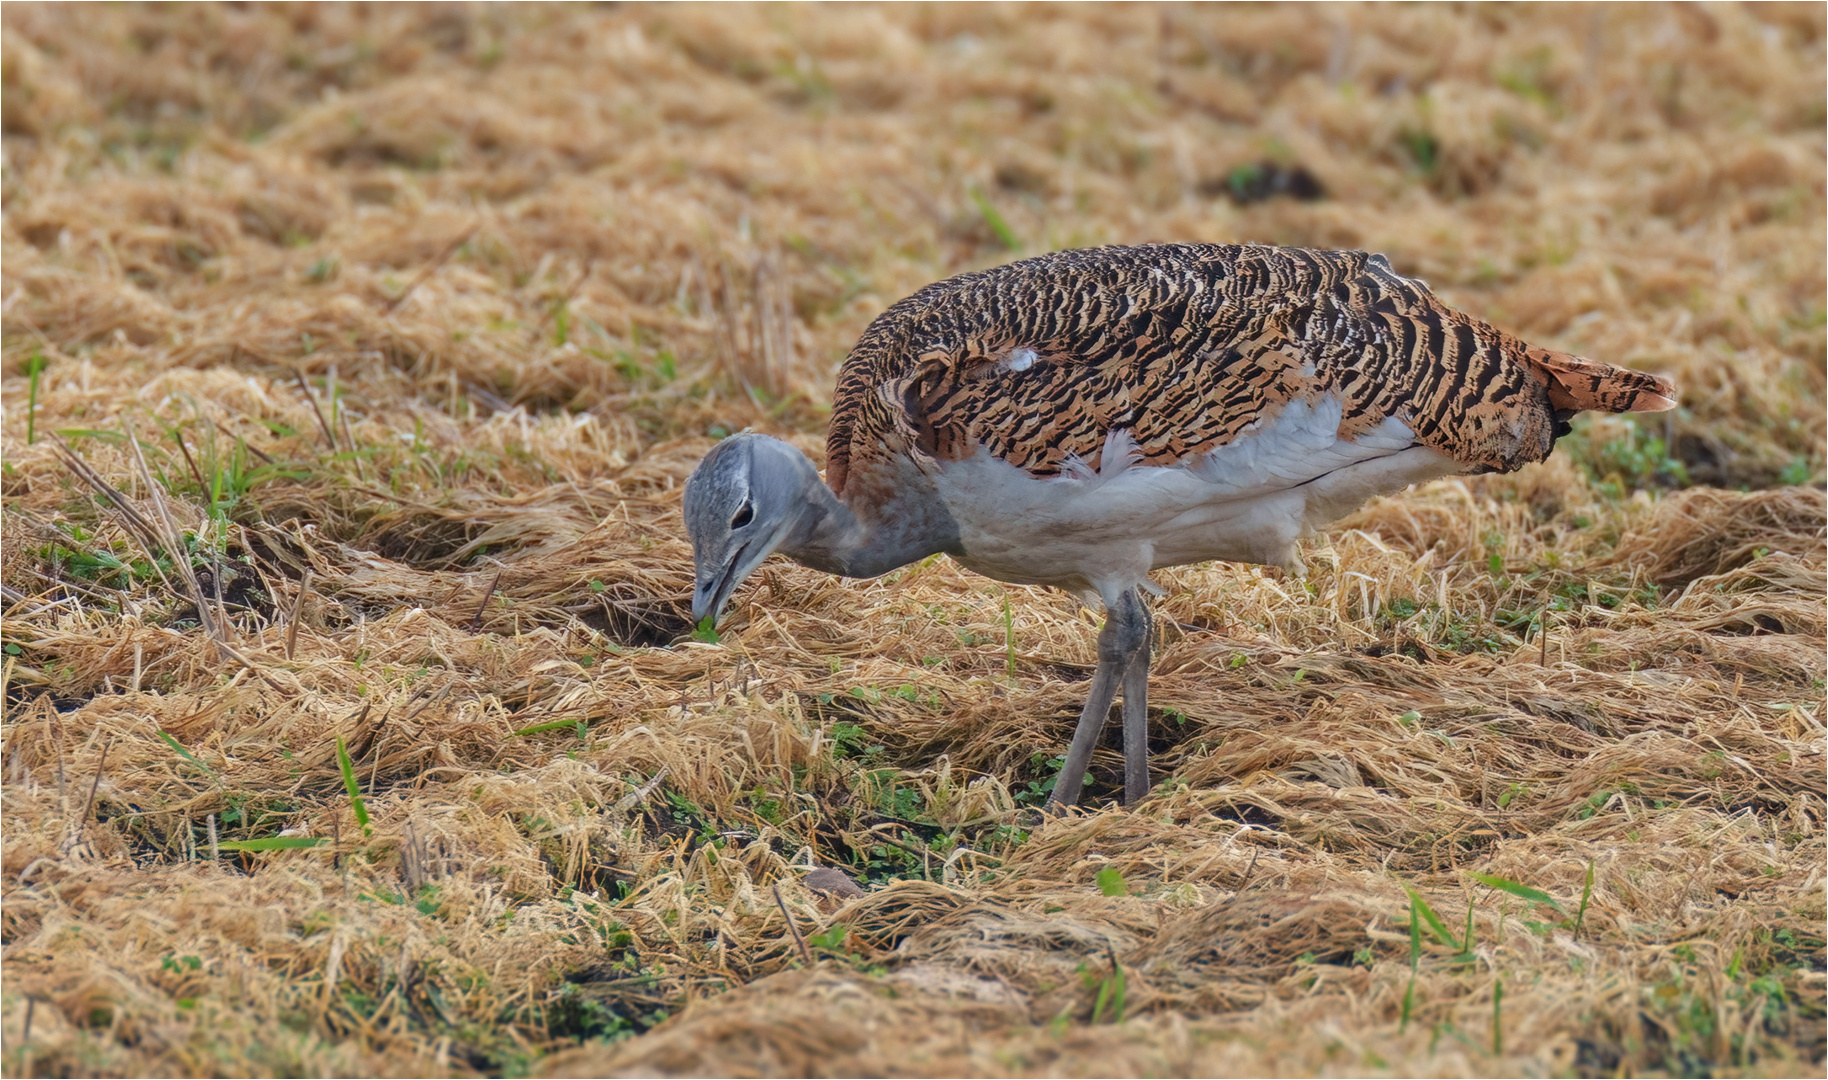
xmin=691 ymin=541 xmax=752 ymax=628
xmin=690 ymin=566 xmax=731 ymax=628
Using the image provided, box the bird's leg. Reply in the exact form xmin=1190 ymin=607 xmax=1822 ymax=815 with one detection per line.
xmin=1047 ymin=588 xmax=1149 ymax=811
xmin=1120 ymin=593 xmax=1153 ymax=805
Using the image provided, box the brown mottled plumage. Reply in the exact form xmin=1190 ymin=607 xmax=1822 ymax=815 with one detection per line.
xmin=827 ymin=244 xmax=1675 ymax=496
xmin=686 ymin=243 xmax=1676 ymax=811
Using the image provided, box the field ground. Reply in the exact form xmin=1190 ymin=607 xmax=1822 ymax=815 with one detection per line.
xmin=1 ymin=4 xmax=1824 ymax=1076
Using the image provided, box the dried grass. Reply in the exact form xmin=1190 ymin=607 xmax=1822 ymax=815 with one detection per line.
xmin=1614 ymin=487 xmax=1827 ymax=586
xmin=2 ymin=3 xmax=1823 ymax=1077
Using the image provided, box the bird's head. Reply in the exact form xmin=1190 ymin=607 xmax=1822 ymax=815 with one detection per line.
xmin=683 ymin=433 xmax=824 ymax=628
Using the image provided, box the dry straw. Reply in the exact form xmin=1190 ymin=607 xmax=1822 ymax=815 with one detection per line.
xmin=1 ymin=3 xmax=1822 ymax=1077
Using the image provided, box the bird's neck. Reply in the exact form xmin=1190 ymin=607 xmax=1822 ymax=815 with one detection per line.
xmin=779 ymin=459 xmax=960 ymax=580
xmin=778 ymin=481 xmax=866 ymax=576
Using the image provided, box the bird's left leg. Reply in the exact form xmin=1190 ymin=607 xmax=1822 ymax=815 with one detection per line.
xmin=1118 ymin=590 xmax=1153 ymax=805
xmin=1047 ymin=587 xmax=1149 ymax=811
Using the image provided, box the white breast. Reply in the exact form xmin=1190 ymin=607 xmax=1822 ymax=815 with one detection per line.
xmin=928 ymin=394 xmax=1460 ymax=606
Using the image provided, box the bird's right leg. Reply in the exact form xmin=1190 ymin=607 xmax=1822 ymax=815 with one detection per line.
xmin=1119 ymin=594 xmax=1153 ymax=805
xmin=1047 ymin=588 xmax=1149 ymax=811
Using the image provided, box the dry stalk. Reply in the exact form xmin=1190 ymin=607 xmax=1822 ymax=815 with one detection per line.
xmin=79 ymin=734 xmax=113 ymax=830
xmin=1234 ymin=846 xmax=1261 ymax=893
xmin=173 ymin=433 xmax=210 ymax=497
xmin=213 ymin=418 xmax=274 ymax=465
xmin=469 ymin=570 xmax=503 ymax=632
xmin=384 ymin=222 xmax=480 ymax=312
xmin=123 ymin=425 xmax=228 ymax=646
xmin=293 ymin=370 xmax=338 ymax=452
xmin=285 ymin=569 xmax=313 ymax=660
xmin=771 ymin=882 xmax=815 ymax=967
xmin=402 ymin=682 xmax=454 ymax=722
xmin=608 ymin=766 xmax=672 ymax=819
xmin=48 ymin=434 xmax=167 ymax=571
xmin=19 ymin=565 xmax=118 ymax=607
xmin=401 ymin=820 xmax=428 ymax=895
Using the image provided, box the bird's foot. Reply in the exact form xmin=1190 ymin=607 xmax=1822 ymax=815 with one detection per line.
xmin=1016 ymin=803 xmax=1080 ymax=831
xmin=1024 ymin=793 xmax=1107 ymax=827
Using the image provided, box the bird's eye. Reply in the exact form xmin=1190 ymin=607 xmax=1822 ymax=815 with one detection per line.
xmin=730 ymin=503 xmax=754 ymax=529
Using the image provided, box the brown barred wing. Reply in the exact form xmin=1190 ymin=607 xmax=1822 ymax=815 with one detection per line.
xmin=859 ymin=245 xmax=1363 ymax=480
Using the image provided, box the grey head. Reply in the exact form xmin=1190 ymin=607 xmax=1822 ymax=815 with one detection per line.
xmin=683 ymin=433 xmax=831 ymax=627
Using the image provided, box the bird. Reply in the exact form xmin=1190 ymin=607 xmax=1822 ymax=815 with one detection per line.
xmin=683 ymin=243 xmax=1677 ymax=810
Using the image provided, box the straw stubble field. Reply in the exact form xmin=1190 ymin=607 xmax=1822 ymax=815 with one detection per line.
xmin=1 ymin=3 xmax=1823 ymax=1076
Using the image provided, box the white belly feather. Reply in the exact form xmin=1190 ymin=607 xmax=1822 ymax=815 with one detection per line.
xmin=930 ymin=394 xmax=1461 ymax=605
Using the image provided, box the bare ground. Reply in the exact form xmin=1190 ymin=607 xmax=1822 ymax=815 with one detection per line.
xmin=1 ymin=4 xmax=1823 ymax=1076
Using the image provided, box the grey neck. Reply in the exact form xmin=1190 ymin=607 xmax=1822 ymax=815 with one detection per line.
xmin=779 ymin=459 xmax=961 ymax=580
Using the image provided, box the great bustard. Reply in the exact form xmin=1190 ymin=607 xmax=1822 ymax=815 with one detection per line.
xmin=684 ymin=244 xmax=1677 ymax=810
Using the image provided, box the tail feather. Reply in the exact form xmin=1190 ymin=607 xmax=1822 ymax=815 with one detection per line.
xmin=1526 ymin=346 xmax=1678 ymax=414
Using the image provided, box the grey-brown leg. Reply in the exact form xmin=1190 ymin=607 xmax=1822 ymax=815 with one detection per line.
xmin=1120 ymin=597 xmax=1153 ymax=805
xmin=1047 ymin=589 xmax=1149 ymax=811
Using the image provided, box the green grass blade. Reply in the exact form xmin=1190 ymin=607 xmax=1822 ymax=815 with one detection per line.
xmin=215 ymin=836 xmax=327 ymax=852
xmin=1403 ymin=885 xmax=1460 ymax=949
xmin=1400 ymin=893 xmax=1421 ymax=1032
xmin=1408 ymin=895 xmax=1422 ymax=968
xmin=1492 ymin=978 xmax=1504 ymax=1055
xmin=510 ymin=717 xmax=585 ymax=738
xmin=335 ymin=734 xmax=372 ymax=836
xmin=157 ymin=730 xmax=216 ymax=777
xmin=244 ymin=464 xmax=313 ymax=486
xmin=25 ymin=352 xmax=46 ymax=445
xmin=56 ymin=428 xmax=127 ymax=443
xmin=1092 ymin=960 xmax=1126 ymax=1024
xmin=1002 ymin=594 xmax=1015 ymax=679
xmin=1573 ymin=860 xmax=1594 ymax=936
xmin=1470 ymin=872 xmax=1567 ymax=915
xmin=968 ymin=187 xmax=1021 ymax=251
